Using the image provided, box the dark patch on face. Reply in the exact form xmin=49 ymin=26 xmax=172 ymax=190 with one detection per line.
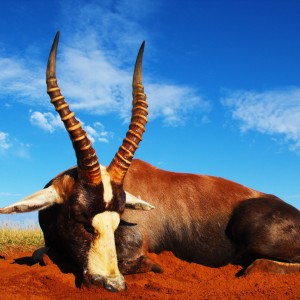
xmin=57 ymin=215 xmax=93 ymax=272
xmin=40 ymin=171 xmax=127 ymax=278
xmin=105 ymin=181 xmax=126 ymax=213
xmin=71 ymin=181 xmax=126 ymax=219
xmin=64 ymin=181 xmax=123 ymax=221
xmin=60 ymin=181 xmax=125 ymax=266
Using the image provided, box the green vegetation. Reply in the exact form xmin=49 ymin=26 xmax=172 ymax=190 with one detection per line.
xmin=0 ymin=223 xmax=44 ymax=252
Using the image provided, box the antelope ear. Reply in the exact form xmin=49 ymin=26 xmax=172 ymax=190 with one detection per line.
xmin=0 ymin=186 xmax=61 ymax=214
xmin=125 ymin=191 xmax=155 ymax=211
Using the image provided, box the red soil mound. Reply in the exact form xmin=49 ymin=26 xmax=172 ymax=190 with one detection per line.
xmin=0 ymin=250 xmax=299 ymax=299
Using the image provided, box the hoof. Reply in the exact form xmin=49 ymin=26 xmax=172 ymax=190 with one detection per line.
xmin=244 ymin=259 xmax=300 ymax=275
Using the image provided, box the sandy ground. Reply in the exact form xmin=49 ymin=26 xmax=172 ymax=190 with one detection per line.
xmin=0 ymin=249 xmax=299 ymax=299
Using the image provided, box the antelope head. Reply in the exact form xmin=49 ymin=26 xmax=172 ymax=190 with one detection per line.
xmin=0 ymin=32 xmax=151 ymax=291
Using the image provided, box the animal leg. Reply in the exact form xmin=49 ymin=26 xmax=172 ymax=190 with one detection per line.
xmin=244 ymin=258 xmax=300 ymax=275
xmin=32 ymin=246 xmax=74 ymax=270
xmin=115 ymin=224 xmax=163 ymax=275
xmin=31 ymin=246 xmax=50 ymax=265
xmin=227 ymin=197 xmax=300 ymax=274
xmin=119 ymin=255 xmax=163 ymax=275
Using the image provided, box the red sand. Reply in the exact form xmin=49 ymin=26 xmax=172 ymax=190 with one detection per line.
xmin=0 ymin=250 xmax=299 ymax=299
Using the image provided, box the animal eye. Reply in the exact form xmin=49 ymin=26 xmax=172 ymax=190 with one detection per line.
xmin=84 ymin=224 xmax=95 ymax=234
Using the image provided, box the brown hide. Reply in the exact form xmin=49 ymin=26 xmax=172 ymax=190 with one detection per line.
xmin=122 ymin=159 xmax=265 ymax=266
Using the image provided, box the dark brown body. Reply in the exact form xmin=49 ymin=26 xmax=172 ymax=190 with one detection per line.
xmin=117 ymin=159 xmax=300 ymax=270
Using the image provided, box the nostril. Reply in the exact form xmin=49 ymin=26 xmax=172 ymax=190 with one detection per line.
xmin=104 ymin=283 xmax=118 ymax=292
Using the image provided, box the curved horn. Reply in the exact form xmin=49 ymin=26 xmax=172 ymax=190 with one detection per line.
xmin=107 ymin=42 xmax=148 ymax=184
xmin=46 ymin=32 xmax=101 ymax=185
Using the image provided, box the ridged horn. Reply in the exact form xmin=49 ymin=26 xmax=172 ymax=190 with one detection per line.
xmin=107 ymin=42 xmax=148 ymax=184
xmin=46 ymin=32 xmax=102 ymax=185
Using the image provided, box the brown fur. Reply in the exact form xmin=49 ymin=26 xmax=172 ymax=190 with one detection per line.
xmin=39 ymin=158 xmax=300 ymax=279
xmin=117 ymin=159 xmax=300 ymax=271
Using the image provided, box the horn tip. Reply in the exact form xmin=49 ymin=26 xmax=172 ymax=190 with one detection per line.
xmin=133 ymin=41 xmax=145 ymax=85
xmin=53 ymin=31 xmax=60 ymax=50
xmin=139 ymin=41 xmax=145 ymax=56
xmin=47 ymin=31 xmax=60 ymax=79
xmin=54 ymin=31 xmax=60 ymax=43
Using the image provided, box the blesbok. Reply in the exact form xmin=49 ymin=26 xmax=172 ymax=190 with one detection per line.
xmin=1 ymin=33 xmax=300 ymax=292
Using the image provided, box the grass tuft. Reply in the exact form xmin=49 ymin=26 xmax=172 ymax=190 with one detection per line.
xmin=0 ymin=222 xmax=44 ymax=253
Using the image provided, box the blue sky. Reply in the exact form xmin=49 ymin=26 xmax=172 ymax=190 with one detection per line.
xmin=1 ymin=0 xmax=300 ymax=225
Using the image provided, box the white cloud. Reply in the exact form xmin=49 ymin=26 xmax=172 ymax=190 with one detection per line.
xmin=0 ymin=131 xmax=30 ymax=158
xmin=29 ymin=111 xmax=63 ymax=133
xmin=0 ymin=131 xmax=11 ymax=151
xmin=221 ymin=88 xmax=300 ymax=151
xmin=0 ymin=57 xmax=45 ymax=105
xmin=58 ymin=45 xmax=210 ymax=126
xmin=59 ymin=46 xmax=130 ymax=115
xmin=147 ymin=83 xmax=210 ymax=126
xmin=59 ymin=0 xmax=153 ymax=61
xmin=84 ymin=122 xmax=114 ymax=144
xmin=0 ymin=0 xmax=210 ymax=127
xmin=29 ymin=110 xmax=113 ymax=144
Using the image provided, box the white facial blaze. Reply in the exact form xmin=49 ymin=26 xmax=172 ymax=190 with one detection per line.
xmin=87 ymin=211 xmax=122 ymax=279
xmin=100 ymin=165 xmax=113 ymax=205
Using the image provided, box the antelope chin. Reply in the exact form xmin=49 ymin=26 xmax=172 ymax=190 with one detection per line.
xmin=83 ymin=272 xmax=127 ymax=292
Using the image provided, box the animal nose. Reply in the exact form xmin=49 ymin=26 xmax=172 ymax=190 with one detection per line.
xmin=83 ymin=273 xmax=127 ymax=292
xmin=104 ymin=281 xmax=128 ymax=292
